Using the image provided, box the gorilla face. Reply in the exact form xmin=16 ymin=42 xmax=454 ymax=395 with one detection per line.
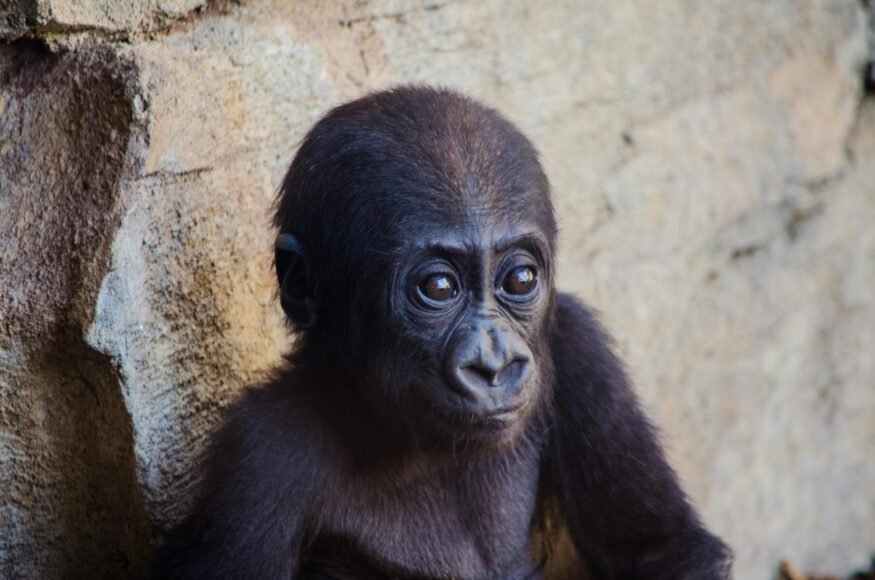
xmin=386 ymin=218 xmax=555 ymax=443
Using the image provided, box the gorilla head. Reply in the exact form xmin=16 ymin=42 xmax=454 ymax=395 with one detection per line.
xmin=274 ymin=87 xmax=557 ymax=444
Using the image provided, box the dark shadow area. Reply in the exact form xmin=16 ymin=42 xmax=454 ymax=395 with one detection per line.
xmin=864 ymin=61 xmax=874 ymax=95
xmin=32 ymin=342 xmax=151 ymax=579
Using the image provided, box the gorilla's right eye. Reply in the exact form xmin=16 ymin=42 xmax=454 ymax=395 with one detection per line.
xmin=417 ymin=273 xmax=458 ymax=304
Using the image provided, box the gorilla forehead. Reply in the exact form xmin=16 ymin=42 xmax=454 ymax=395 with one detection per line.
xmin=274 ymin=86 xmax=556 ymax=256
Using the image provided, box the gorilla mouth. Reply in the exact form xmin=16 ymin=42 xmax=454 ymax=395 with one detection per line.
xmin=482 ymin=403 xmax=526 ymax=421
xmin=453 ymin=400 xmax=530 ymax=433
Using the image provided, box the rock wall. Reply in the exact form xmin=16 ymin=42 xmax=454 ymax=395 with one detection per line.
xmin=1 ymin=1 xmax=873 ymax=578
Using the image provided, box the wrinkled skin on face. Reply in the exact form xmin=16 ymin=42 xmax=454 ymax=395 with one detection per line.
xmin=384 ymin=220 xmax=554 ymax=443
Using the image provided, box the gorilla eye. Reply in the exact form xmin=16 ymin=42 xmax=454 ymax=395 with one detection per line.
xmin=418 ymin=273 xmax=458 ymax=303
xmin=502 ymin=266 xmax=537 ymax=296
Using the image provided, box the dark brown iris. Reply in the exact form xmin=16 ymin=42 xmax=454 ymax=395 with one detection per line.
xmin=502 ymin=266 xmax=537 ymax=295
xmin=419 ymin=273 xmax=457 ymax=302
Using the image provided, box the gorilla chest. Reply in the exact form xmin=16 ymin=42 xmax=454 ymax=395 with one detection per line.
xmin=314 ymin=460 xmax=542 ymax=578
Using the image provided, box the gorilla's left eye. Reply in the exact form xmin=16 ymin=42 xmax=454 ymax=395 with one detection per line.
xmin=502 ymin=266 xmax=538 ymax=296
xmin=417 ymin=273 xmax=459 ymax=304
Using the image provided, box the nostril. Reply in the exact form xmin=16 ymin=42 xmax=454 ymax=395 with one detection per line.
xmin=460 ymin=364 xmax=497 ymax=387
xmin=460 ymin=356 xmax=530 ymax=390
xmin=497 ymin=358 xmax=530 ymax=390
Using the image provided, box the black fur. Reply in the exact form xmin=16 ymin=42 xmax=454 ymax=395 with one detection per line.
xmin=152 ymin=86 xmax=731 ymax=579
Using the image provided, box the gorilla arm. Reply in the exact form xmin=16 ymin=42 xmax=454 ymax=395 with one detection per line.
xmin=151 ymin=383 xmax=321 ymax=580
xmin=548 ymin=292 xmax=731 ymax=580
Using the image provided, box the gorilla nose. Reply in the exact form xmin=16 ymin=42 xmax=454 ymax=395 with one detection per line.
xmin=460 ymin=357 xmax=529 ymax=390
xmin=447 ymin=324 xmax=533 ymax=405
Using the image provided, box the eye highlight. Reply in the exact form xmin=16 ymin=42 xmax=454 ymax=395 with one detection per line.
xmin=502 ymin=266 xmax=537 ymax=296
xmin=418 ymin=273 xmax=458 ymax=303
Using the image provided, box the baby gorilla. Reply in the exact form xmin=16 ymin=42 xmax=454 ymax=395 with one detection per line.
xmin=153 ymin=86 xmax=731 ymax=579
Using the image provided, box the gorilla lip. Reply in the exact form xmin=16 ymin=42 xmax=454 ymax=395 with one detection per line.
xmin=437 ymin=398 xmax=527 ymax=430
xmin=477 ymin=402 xmax=527 ymax=425
xmin=482 ymin=410 xmax=518 ymax=423
xmin=485 ymin=402 xmax=524 ymax=417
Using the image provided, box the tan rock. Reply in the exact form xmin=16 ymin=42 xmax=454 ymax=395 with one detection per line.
xmin=0 ymin=0 xmax=208 ymax=40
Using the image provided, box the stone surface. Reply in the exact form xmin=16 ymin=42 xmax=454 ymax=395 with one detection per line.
xmin=1 ymin=1 xmax=873 ymax=578
xmin=0 ymin=0 xmax=208 ymax=41
xmin=0 ymin=41 xmax=150 ymax=578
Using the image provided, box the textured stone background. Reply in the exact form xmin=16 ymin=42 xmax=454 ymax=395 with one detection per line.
xmin=1 ymin=1 xmax=873 ymax=578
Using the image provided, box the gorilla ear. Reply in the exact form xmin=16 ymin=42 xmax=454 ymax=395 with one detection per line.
xmin=275 ymin=233 xmax=318 ymax=329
